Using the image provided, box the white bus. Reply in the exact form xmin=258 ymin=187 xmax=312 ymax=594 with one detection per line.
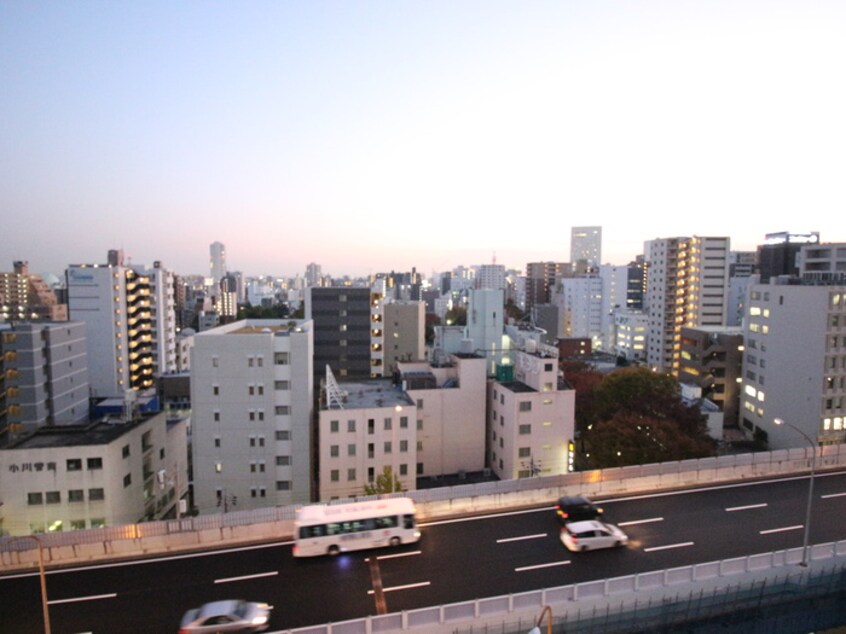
xmin=293 ymin=497 xmax=421 ymax=557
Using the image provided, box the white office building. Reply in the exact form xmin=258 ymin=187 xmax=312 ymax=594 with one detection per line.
xmin=191 ymin=319 xmax=314 ymax=513
xmin=400 ymin=353 xmax=488 ymax=478
xmin=0 ymin=411 xmax=189 ymax=535
xmin=739 ymin=281 xmax=846 ymax=449
xmin=318 ymin=377 xmax=417 ymax=500
xmin=489 ymin=342 xmax=575 ymax=480
xmin=614 ymin=310 xmax=648 ymax=363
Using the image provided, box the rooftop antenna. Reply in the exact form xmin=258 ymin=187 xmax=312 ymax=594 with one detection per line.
xmin=324 ymin=365 xmax=347 ymax=409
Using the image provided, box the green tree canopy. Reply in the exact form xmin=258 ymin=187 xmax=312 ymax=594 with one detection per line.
xmin=578 ymin=367 xmax=716 ymax=469
xmin=364 ymin=466 xmax=404 ymax=496
xmin=444 ymin=305 xmax=467 ymax=326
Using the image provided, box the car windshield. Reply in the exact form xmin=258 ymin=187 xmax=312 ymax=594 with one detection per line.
xmin=233 ymin=601 xmax=248 ymax=618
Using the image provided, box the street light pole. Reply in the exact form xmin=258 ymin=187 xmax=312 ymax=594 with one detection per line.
xmin=774 ymin=417 xmax=816 ymax=567
xmin=17 ymin=535 xmax=51 ymax=634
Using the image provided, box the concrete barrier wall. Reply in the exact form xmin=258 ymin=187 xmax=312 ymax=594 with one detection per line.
xmin=2 ymin=445 xmax=845 ymax=572
xmin=303 ymin=541 xmax=846 ymax=634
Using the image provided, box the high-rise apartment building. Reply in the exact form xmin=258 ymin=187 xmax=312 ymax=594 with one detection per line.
xmin=739 ymin=281 xmax=846 ymax=449
xmin=191 ymin=319 xmax=314 ymax=512
xmin=66 ymin=251 xmax=177 ymax=398
xmin=209 ymin=241 xmax=226 ymax=298
xmin=477 ymin=264 xmax=506 ymax=291
xmin=0 ymin=321 xmax=90 ymax=431
xmin=644 ymin=237 xmax=730 ymax=375
xmin=305 ymin=263 xmax=322 ymax=287
xmin=525 ymin=262 xmax=569 ymax=316
xmin=571 ymin=226 xmax=602 ymax=269
xmin=1 ymin=261 xmax=68 ymax=322
xmin=797 ymin=241 xmax=846 ymax=283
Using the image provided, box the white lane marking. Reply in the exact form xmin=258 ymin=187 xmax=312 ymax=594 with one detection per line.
xmin=367 ymin=581 xmax=430 ymax=594
xmin=760 ymin=525 xmax=803 ymax=535
xmin=515 ymin=560 xmax=572 ymax=572
xmin=726 ymin=503 xmax=768 ymax=512
xmin=369 ymin=550 xmax=422 ymax=561
xmin=215 ymin=571 xmax=279 ymax=584
xmin=48 ymin=593 xmax=117 ymax=605
xmin=822 ymin=492 xmax=846 ymax=499
xmin=497 ymin=533 xmax=548 ymax=544
xmin=617 ymin=517 xmax=663 ymax=526
xmin=643 ymin=542 xmax=694 ymax=553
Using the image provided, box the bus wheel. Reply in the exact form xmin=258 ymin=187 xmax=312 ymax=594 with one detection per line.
xmin=390 ymin=537 xmax=401 ymax=547
xmin=328 ymin=545 xmax=340 ymax=556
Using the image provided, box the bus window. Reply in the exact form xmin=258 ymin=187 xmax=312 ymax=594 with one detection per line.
xmin=403 ymin=514 xmax=415 ymax=530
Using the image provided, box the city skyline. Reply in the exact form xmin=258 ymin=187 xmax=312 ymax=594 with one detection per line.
xmin=2 ymin=1 xmax=845 ymax=278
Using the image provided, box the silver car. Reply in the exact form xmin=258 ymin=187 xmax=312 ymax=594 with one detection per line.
xmin=178 ymin=599 xmax=273 ymax=633
xmin=560 ymin=520 xmax=628 ymax=552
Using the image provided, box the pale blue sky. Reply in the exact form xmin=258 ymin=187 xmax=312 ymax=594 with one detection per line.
xmin=2 ymin=1 xmax=845 ymax=279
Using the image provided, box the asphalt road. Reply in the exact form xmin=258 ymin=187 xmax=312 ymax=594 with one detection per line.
xmin=3 ymin=470 xmax=846 ymax=633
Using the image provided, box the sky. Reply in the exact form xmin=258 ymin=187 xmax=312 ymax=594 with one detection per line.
xmin=2 ymin=1 xmax=845 ymax=280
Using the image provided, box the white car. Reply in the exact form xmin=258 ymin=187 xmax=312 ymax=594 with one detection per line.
xmin=178 ymin=599 xmax=273 ymax=633
xmin=560 ymin=520 xmax=628 ymax=552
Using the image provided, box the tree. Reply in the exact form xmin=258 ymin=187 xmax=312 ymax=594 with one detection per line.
xmin=364 ymin=466 xmax=404 ymax=496
xmin=578 ymin=366 xmax=716 ymax=469
xmin=504 ymin=298 xmax=525 ymax=322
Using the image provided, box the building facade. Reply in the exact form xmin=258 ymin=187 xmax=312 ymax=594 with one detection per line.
xmin=644 ymin=236 xmax=730 ymax=375
xmin=0 ymin=261 xmax=67 ymax=323
xmin=488 ymin=343 xmax=575 ymax=480
xmin=739 ymin=281 xmax=846 ymax=449
xmin=191 ymin=319 xmax=314 ymax=512
xmin=678 ymin=326 xmax=744 ymax=432
xmin=571 ymin=226 xmax=602 ymax=269
xmin=0 ymin=321 xmax=90 ymax=431
xmin=0 ymin=411 xmax=188 ymax=535
xmin=66 ymin=251 xmax=177 ymax=399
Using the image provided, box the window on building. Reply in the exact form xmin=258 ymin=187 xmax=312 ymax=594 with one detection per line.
xmin=275 ymin=406 xmax=290 ymax=415
xmin=330 ymin=445 xmax=339 ymax=457
xmin=384 ymin=417 xmax=392 ymax=430
xmin=518 ymin=447 xmax=531 ymax=458
xmin=347 ymin=468 xmax=356 ymax=481
xmin=67 ymin=458 xmax=82 ymax=471
xmin=214 ymin=437 xmax=221 ymax=448
xmin=87 ymin=457 xmax=103 ymax=470
xmin=122 ymin=445 xmax=130 ymax=458
xmin=68 ymin=489 xmax=84 ymax=503
xmin=400 ymin=416 xmax=408 ymax=429
xmin=276 ymin=481 xmax=291 ymax=491
xmin=276 ymin=456 xmax=291 ymax=466
xmin=519 ymin=424 xmax=532 ymax=435
xmin=416 ymin=399 xmax=423 ymax=409
xmin=213 ymin=385 xmax=219 ymax=395
xmin=368 ymin=419 xmax=375 ymax=434
xmin=89 ymin=488 xmax=105 ymax=501
xmin=274 ymin=380 xmax=290 ymax=390
xmin=399 ymin=464 xmax=408 ymax=476
xmin=348 ymin=444 xmax=356 ymax=456
xmin=70 ymin=520 xmax=86 ymax=530
xmin=274 ymin=352 xmax=289 ymax=365
xmin=519 ymin=401 xmax=532 ymax=412
xmin=417 ymin=463 xmax=424 ymax=475
xmin=400 ymin=440 xmax=409 ymax=452
xmin=384 ymin=441 xmax=392 ymax=454
xmin=123 ymin=474 xmax=132 ymax=487
xmin=330 ymin=420 xmax=339 ymax=433
xmin=330 ymin=470 xmax=340 ymax=482
xmin=214 ymin=411 xmax=220 ymax=422
xmin=276 ymin=430 xmax=290 ymax=440
xmin=347 ymin=420 xmax=356 ymax=432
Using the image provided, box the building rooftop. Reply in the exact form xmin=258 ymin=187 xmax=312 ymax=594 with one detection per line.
xmin=499 ymin=381 xmax=537 ymax=394
xmin=324 ymin=379 xmax=413 ymax=410
xmin=2 ymin=414 xmax=161 ymax=450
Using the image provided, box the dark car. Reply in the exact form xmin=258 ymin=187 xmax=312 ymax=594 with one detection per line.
xmin=555 ymin=495 xmax=603 ymax=524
